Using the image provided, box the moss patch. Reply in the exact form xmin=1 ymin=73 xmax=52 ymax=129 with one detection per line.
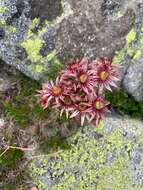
xmin=0 ymin=149 xmax=23 ymax=168
xmin=105 ymin=90 xmax=143 ymax=118
xmin=3 ymin=74 xmax=49 ymax=127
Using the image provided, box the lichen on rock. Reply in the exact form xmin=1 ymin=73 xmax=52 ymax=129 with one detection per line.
xmin=1 ymin=1 xmax=143 ymax=189
xmin=29 ymin=116 xmax=143 ymax=190
xmin=0 ymin=0 xmax=138 ymax=82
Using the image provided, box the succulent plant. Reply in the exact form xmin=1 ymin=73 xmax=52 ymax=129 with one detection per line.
xmin=37 ymin=57 xmax=120 ymax=126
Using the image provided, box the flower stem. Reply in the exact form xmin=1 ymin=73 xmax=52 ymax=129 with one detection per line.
xmin=0 ymin=145 xmax=34 ymax=158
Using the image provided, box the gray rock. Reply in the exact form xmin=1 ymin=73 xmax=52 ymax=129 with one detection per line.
xmin=0 ymin=0 xmax=139 ymax=81
xmin=30 ymin=0 xmax=63 ymax=22
xmin=28 ymin=115 xmax=143 ymax=189
xmin=0 ymin=60 xmax=18 ymax=93
xmin=123 ymin=59 xmax=143 ymax=101
xmin=1 ymin=0 xmax=143 ymax=101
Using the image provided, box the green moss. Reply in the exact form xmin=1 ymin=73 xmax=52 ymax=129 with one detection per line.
xmin=46 ymin=57 xmax=64 ymax=80
xmin=0 ymin=146 xmax=25 ymax=189
xmin=105 ymin=90 xmax=143 ymax=118
xmin=0 ymin=149 xmax=23 ymax=168
xmin=4 ymin=74 xmax=49 ymax=127
xmin=39 ymin=136 xmax=72 ymax=154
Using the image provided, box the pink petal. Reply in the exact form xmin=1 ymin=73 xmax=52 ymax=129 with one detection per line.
xmin=50 ymin=80 xmax=54 ymax=86
xmin=81 ymin=115 xmax=85 ymax=126
xmin=66 ymin=110 xmax=69 ymax=118
xmin=105 ymin=85 xmax=112 ymax=91
xmin=70 ymin=111 xmax=79 ymax=118
xmin=60 ymin=109 xmax=64 ymax=117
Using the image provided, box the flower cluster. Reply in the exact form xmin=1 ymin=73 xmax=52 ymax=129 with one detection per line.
xmin=37 ymin=58 xmax=120 ymax=126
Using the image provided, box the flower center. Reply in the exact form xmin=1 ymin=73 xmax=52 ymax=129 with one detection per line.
xmin=94 ymin=100 xmax=104 ymax=110
xmin=78 ymin=102 xmax=87 ymax=111
xmin=78 ymin=91 xmax=86 ymax=98
xmin=52 ymin=86 xmax=61 ymax=96
xmin=79 ymin=74 xmax=88 ymax=83
xmin=99 ymin=71 xmax=109 ymax=81
xmin=64 ymin=96 xmax=72 ymax=105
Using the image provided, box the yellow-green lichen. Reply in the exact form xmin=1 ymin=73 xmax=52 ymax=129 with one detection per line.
xmin=37 ymin=180 xmax=48 ymax=190
xmin=20 ymin=0 xmax=73 ymax=79
xmin=35 ymin=64 xmax=44 ymax=73
xmin=21 ymin=18 xmax=63 ymax=77
xmin=0 ymin=6 xmax=8 ymax=13
xmin=0 ymin=18 xmax=17 ymax=33
xmin=133 ymin=50 xmax=142 ymax=60
xmin=126 ymin=29 xmax=136 ymax=45
xmin=96 ymin=157 xmax=129 ymax=190
xmin=21 ymin=39 xmax=43 ymax=63
xmin=27 ymin=51 xmax=63 ymax=79
xmin=21 ymin=18 xmax=44 ymax=63
xmin=114 ymin=11 xmax=124 ymax=18
xmin=21 ymin=0 xmax=74 ymax=64
xmin=28 ymin=18 xmax=40 ymax=38
xmin=8 ymin=26 xmax=17 ymax=33
xmin=29 ymin=119 xmax=139 ymax=190
xmin=113 ymin=49 xmax=125 ymax=64
xmin=113 ymin=25 xmax=143 ymax=64
xmin=113 ymin=29 xmax=137 ymax=64
xmin=46 ymin=50 xmax=57 ymax=62
xmin=0 ymin=19 xmax=5 ymax=26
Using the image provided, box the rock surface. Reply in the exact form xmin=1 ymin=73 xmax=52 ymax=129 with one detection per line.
xmin=0 ymin=60 xmax=18 ymax=94
xmin=123 ymin=59 xmax=143 ymax=101
xmin=29 ymin=115 xmax=143 ymax=190
xmin=0 ymin=0 xmax=140 ymax=82
xmin=1 ymin=0 xmax=143 ymax=101
xmin=1 ymin=1 xmax=143 ymax=189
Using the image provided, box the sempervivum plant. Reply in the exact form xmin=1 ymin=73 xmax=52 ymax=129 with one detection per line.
xmin=37 ymin=57 xmax=120 ymax=126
